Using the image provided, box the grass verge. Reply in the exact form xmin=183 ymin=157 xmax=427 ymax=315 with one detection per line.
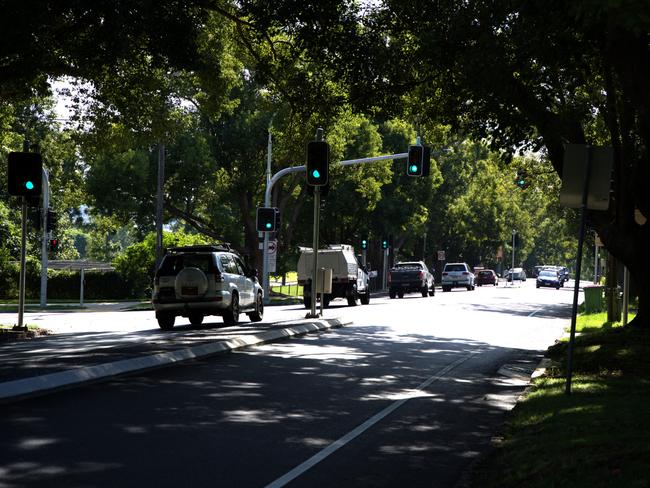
xmin=471 ymin=312 xmax=650 ymax=488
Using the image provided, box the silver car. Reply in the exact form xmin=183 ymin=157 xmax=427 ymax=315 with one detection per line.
xmin=152 ymin=244 xmax=263 ymax=330
xmin=441 ymin=262 xmax=475 ymax=291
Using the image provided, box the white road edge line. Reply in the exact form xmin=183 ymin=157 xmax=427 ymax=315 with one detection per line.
xmin=265 ymin=352 xmax=478 ymax=488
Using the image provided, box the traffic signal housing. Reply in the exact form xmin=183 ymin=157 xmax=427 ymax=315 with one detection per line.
xmin=306 ymin=141 xmax=329 ymax=186
xmin=407 ymin=145 xmax=424 ymax=176
xmin=361 ymin=237 xmax=369 ymax=250
xmin=256 ymin=207 xmax=278 ymax=232
xmin=515 ymin=170 xmax=529 ymax=189
xmin=49 ymin=238 xmax=59 ymax=253
xmin=7 ymin=152 xmax=43 ymax=198
xmin=46 ymin=208 xmax=57 ymax=233
xmin=381 ymin=238 xmax=389 ymax=250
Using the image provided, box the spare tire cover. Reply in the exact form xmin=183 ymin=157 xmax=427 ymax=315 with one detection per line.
xmin=175 ymin=267 xmax=209 ymax=298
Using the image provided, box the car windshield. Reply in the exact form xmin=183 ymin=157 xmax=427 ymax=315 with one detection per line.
xmin=539 ymin=270 xmax=557 ymax=278
xmin=445 ymin=264 xmax=466 ymax=272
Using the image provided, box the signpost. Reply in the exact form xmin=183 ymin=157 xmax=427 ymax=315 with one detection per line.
xmin=561 ymin=144 xmax=613 ymax=395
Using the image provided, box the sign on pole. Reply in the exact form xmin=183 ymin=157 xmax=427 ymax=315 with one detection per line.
xmin=560 ymin=144 xmax=613 ymax=210
xmin=268 ymin=239 xmax=277 ymax=273
xmin=437 ymin=250 xmax=445 ymax=261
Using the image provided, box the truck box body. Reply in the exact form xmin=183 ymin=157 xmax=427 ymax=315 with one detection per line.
xmin=297 ymin=244 xmax=370 ymax=307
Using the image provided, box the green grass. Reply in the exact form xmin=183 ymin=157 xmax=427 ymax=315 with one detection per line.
xmin=472 ymin=312 xmax=650 ymax=487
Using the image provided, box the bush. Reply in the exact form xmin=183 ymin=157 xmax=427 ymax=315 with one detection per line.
xmin=114 ymin=231 xmax=210 ymax=298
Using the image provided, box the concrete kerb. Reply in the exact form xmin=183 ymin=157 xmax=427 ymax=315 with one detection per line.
xmin=0 ymin=317 xmax=350 ymax=405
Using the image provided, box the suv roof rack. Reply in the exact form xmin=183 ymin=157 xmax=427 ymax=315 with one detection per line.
xmin=165 ymin=243 xmax=233 ymax=254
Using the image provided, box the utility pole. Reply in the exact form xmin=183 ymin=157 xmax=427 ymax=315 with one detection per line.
xmin=155 ymin=143 xmax=165 ymax=268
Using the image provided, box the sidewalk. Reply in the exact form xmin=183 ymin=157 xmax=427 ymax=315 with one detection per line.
xmin=0 ymin=317 xmax=348 ymax=404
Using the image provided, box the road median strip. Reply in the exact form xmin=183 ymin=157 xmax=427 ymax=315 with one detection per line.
xmin=0 ymin=317 xmax=348 ymax=404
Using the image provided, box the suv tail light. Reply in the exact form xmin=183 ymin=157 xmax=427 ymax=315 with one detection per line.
xmin=419 ymin=271 xmax=425 ymax=280
xmin=388 ymin=271 xmax=392 ymax=283
xmin=213 ymin=272 xmax=224 ymax=283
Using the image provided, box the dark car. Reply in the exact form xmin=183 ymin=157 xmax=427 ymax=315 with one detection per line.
xmin=536 ymin=269 xmax=561 ymax=289
xmin=476 ymin=269 xmax=498 ymax=286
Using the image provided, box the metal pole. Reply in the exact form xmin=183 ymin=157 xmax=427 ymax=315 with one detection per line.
xmin=623 ymin=266 xmax=630 ymax=327
xmin=262 ymin=126 xmax=273 ymax=304
xmin=80 ymin=267 xmax=85 ymax=307
xmin=155 ymin=143 xmax=165 ymax=268
xmin=16 ymin=199 xmax=28 ymax=330
xmin=308 ymin=187 xmax=321 ymax=317
xmin=593 ymin=234 xmax=597 ymax=283
xmin=566 ymin=146 xmax=592 ymax=395
xmin=40 ymin=168 xmax=50 ymax=308
xmin=510 ymin=229 xmax=517 ymax=286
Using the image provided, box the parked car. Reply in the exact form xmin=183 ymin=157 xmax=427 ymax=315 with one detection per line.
xmin=476 ymin=269 xmax=498 ymax=286
xmin=441 ymin=262 xmax=475 ymax=291
xmin=152 ymin=244 xmax=263 ymax=330
xmin=388 ymin=261 xmax=435 ymax=298
xmin=536 ymin=269 xmax=562 ymax=289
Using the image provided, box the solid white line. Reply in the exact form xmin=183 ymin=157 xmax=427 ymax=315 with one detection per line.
xmin=265 ymin=353 xmax=477 ymax=488
xmin=528 ymin=308 xmax=543 ymax=317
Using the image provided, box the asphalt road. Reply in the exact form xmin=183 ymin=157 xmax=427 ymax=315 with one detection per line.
xmin=0 ymin=281 xmax=575 ymax=488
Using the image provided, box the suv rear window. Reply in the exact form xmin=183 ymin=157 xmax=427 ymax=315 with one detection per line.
xmin=445 ymin=264 xmax=467 ymax=272
xmin=478 ymin=270 xmax=491 ymax=276
xmin=157 ymin=254 xmax=214 ymax=276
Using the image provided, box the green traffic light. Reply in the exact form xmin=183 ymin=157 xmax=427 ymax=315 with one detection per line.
xmin=265 ymin=222 xmax=272 ymax=229
xmin=409 ymin=165 xmax=418 ymax=174
xmin=312 ymin=169 xmax=321 ymax=179
xmin=25 ymin=181 xmax=34 ymax=190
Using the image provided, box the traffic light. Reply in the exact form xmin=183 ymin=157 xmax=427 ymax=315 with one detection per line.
xmin=306 ymin=141 xmax=329 ymax=186
xmin=407 ymin=145 xmax=424 ymax=176
xmin=422 ymin=146 xmax=431 ymax=177
xmin=515 ymin=170 xmax=529 ymax=188
xmin=46 ymin=208 xmax=57 ymax=232
xmin=257 ymin=207 xmax=278 ymax=232
xmin=7 ymin=152 xmax=43 ymax=198
xmin=381 ymin=238 xmax=389 ymax=250
xmin=361 ymin=237 xmax=369 ymax=250
xmin=49 ymin=238 xmax=59 ymax=253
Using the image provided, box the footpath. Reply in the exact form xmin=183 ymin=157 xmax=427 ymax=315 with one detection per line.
xmin=0 ymin=313 xmax=348 ymax=404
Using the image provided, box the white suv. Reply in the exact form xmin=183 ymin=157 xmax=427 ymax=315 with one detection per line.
xmin=441 ymin=262 xmax=475 ymax=291
xmin=152 ymin=244 xmax=263 ymax=330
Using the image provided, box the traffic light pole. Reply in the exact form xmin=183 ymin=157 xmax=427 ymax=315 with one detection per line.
xmin=16 ymin=199 xmax=28 ymax=331
xmin=307 ymin=186 xmax=321 ymax=318
xmin=261 ymin=152 xmax=409 ymax=304
xmin=39 ymin=168 xmax=50 ymax=309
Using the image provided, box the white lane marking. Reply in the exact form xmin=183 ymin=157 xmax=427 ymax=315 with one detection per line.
xmin=528 ymin=308 xmax=543 ymax=317
xmin=265 ymin=352 xmax=478 ymax=488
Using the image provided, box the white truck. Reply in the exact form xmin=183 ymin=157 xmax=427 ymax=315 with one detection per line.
xmin=297 ymin=244 xmax=370 ymax=308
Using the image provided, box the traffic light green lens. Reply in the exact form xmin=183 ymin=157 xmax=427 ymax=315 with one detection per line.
xmin=312 ymin=169 xmax=321 ymax=179
xmin=409 ymin=165 xmax=418 ymax=173
xmin=25 ymin=181 xmax=34 ymax=190
xmin=265 ymin=222 xmax=272 ymax=229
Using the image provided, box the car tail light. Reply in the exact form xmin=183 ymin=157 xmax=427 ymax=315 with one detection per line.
xmin=419 ymin=271 xmax=424 ymax=280
xmin=213 ymin=272 xmax=224 ymax=283
xmin=388 ymin=272 xmax=392 ymax=283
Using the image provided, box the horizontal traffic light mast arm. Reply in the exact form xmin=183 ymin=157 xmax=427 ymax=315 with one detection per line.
xmin=264 ymin=152 xmax=408 ymax=206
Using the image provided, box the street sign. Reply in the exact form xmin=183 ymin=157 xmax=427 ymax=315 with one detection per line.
xmin=437 ymin=250 xmax=445 ymax=261
xmin=560 ymin=144 xmax=613 ymax=211
xmin=268 ymin=240 xmax=277 ymax=254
